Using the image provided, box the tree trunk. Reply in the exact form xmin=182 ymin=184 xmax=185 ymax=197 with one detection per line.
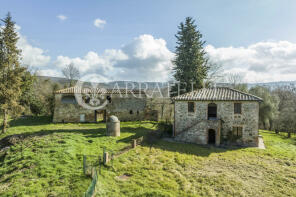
xmin=263 ymin=121 xmax=266 ymax=130
xmin=288 ymin=131 xmax=291 ymax=138
xmin=2 ymin=109 xmax=8 ymax=133
xmin=269 ymin=119 xmax=273 ymax=131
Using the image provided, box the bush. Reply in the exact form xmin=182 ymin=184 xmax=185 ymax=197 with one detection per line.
xmin=155 ymin=120 xmax=173 ymax=137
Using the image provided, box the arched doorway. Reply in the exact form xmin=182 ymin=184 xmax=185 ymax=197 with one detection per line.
xmin=208 ymin=103 xmax=217 ymax=120
xmin=208 ymin=129 xmax=216 ymax=144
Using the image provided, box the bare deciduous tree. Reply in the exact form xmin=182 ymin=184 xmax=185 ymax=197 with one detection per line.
xmin=224 ymin=73 xmax=248 ymax=92
xmin=62 ymin=63 xmax=80 ymax=87
xmin=204 ymin=61 xmax=224 ymax=87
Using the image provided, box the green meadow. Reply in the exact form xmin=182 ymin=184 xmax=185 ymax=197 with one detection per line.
xmin=0 ymin=117 xmax=295 ymax=197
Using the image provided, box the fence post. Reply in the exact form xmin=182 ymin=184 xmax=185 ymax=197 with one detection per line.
xmin=83 ymin=155 xmax=86 ymax=175
xmin=99 ymin=156 xmax=101 ymax=175
xmin=103 ymin=152 xmax=109 ymax=165
xmin=132 ymin=139 xmax=137 ymax=148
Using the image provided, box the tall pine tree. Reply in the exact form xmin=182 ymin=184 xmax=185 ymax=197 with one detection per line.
xmin=172 ymin=17 xmax=209 ymax=95
xmin=0 ymin=13 xmax=27 ymax=133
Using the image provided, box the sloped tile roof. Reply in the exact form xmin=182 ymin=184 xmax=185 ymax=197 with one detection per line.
xmin=55 ymin=86 xmax=146 ymax=94
xmin=173 ymin=87 xmax=263 ymax=102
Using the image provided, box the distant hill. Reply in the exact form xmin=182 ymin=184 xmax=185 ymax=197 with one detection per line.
xmin=37 ymin=76 xmax=296 ymax=90
xmin=247 ymin=81 xmax=296 ymax=89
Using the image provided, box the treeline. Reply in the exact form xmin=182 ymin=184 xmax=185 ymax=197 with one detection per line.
xmin=233 ymin=84 xmax=296 ymax=137
xmin=22 ymin=77 xmax=61 ymax=116
xmin=0 ymin=13 xmax=61 ymax=133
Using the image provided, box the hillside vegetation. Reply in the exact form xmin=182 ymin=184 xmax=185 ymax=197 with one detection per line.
xmin=0 ymin=117 xmax=295 ymax=197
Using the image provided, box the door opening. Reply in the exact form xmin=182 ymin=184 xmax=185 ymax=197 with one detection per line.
xmin=95 ymin=110 xmax=106 ymax=122
xmin=208 ymin=129 xmax=216 ymax=144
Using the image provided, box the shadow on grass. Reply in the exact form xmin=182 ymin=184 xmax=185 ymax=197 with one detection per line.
xmin=9 ymin=116 xmax=52 ymax=127
xmin=117 ymin=131 xmax=245 ymax=157
xmin=146 ymin=140 xmax=246 ymax=157
xmin=0 ymin=128 xmax=103 ymax=149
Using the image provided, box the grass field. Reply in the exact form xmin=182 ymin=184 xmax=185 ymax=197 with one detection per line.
xmin=0 ymin=117 xmax=295 ymax=197
xmin=0 ymin=117 xmax=154 ymax=196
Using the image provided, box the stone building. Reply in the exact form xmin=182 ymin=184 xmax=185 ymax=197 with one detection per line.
xmin=173 ymin=87 xmax=262 ymax=147
xmin=53 ymin=87 xmax=173 ymax=123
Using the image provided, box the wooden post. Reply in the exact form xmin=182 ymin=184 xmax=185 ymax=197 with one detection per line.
xmin=83 ymin=155 xmax=86 ymax=174
xmin=99 ymin=156 xmax=101 ymax=175
xmin=103 ymin=152 xmax=109 ymax=165
xmin=132 ymin=139 xmax=137 ymax=148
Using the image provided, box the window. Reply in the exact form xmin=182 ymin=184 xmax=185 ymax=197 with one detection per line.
xmin=129 ymin=110 xmax=133 ymax=115
xmin=85 ymin=97 xmax=90 ymax=104
xmin=233 ymin=127 xmax=243 ymax=137
xmin=208 ymin=103 xmax=217 ymax=120
xmin=61 ymin=95 xmax=77 ymax=104
xmin=188 ymin=102 xmax=195 ymax=113
xmin=234 ymin=103 xmax=242 ymax=114
xmin=106 ymin=95 xmax=112 ymax=103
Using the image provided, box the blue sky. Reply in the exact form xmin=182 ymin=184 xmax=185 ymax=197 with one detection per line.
xmin=2 ymin=0 xmax=296 ymax=82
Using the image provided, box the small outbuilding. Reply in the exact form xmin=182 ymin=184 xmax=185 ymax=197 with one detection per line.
xmin=52 ymin=87 xmax=174 ymax=123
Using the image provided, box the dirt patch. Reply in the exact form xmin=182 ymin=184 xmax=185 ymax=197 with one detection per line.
xmin=116 ymin=173 xmax=132 ymax=181
xmin=0 ymin=134 xmax=26 ymax=150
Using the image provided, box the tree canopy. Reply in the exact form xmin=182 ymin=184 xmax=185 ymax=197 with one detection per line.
xmin=172 ymin=17 xmax=209 ymax=95
xmin=0 ymin=13 xmax=32 ymax=133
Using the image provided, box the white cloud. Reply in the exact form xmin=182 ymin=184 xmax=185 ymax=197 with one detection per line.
xmin=94 ymin=18 xmax=106 ymax=29
xmin=53 ymin=34 xmax=174 ymax=82
xmin=15 ymin=25 xmax=50 ymax=67
xmin=114 ymin=34 xmax=175 ymax=81
xmin=55 ymin=49 xmax=128 ymax=75
xmin=57 ymin=15 xmax=67 ymax=21
xmin=206 ymin=41 xmax=296 ymax=83
xmin=37 ymin=69 xmax=63 ymax=77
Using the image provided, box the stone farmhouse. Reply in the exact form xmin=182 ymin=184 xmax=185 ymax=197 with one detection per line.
xmin=173 ymin=87 xmax=262 ymax=147
xmin=53 ymin=87 xmax=173 ymax=123
xmin=53 ymin=86 xmax=262 ymax=147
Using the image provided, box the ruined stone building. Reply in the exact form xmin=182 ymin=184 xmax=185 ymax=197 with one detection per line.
xmin=173 ymin=87 xmax=262 ymax=147
xmin=53 ymin=87 xmax=173 ymax=123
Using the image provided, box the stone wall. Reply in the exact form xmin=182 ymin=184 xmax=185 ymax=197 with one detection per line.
xmin=174 ymin=101 xmax=259 ymax=147
xmin=175 ymin=119 xmax=221 ymax=146
xmin=53 ymin=94 xmax=95 ymax=123
xmin=53 ymin=93 xmax=174 ymax=123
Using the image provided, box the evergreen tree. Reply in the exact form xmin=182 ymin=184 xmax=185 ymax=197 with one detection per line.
xmin=172 ymin=17 xmax=209 ymax=95
xmin=0 ymin=13 xmax=27 ymax=133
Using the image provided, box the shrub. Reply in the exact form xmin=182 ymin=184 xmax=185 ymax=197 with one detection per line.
xmin=155 ymin=120 xmax=173 ymax=137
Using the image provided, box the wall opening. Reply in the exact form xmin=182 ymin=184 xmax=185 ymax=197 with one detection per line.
xmin=80 ymin=114 xmax=85 ymax=122
xmin=61 ymin=95 xmax=77 ymax=104
xmin=95 ymin=110 xmax=106 ymax=122
xmin=208 ymin=103 xmax=217 ymax=120
xmin=208 ymin=129 xmax=216 ymax=144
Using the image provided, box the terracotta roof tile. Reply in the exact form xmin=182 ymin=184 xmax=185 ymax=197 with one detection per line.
xmin=55 ymin=86 xmax=146 ymax=94
xmin=173 ymin=87 xmax=263 ymax=102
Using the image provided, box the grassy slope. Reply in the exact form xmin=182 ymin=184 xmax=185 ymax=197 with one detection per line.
xmin=0 ymin=117 xmax=155 ymax=197
xmin=0 ymin=117 xmax=295 ymax=197
xmin=97 ymin=131 xmax=296 ymax=197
